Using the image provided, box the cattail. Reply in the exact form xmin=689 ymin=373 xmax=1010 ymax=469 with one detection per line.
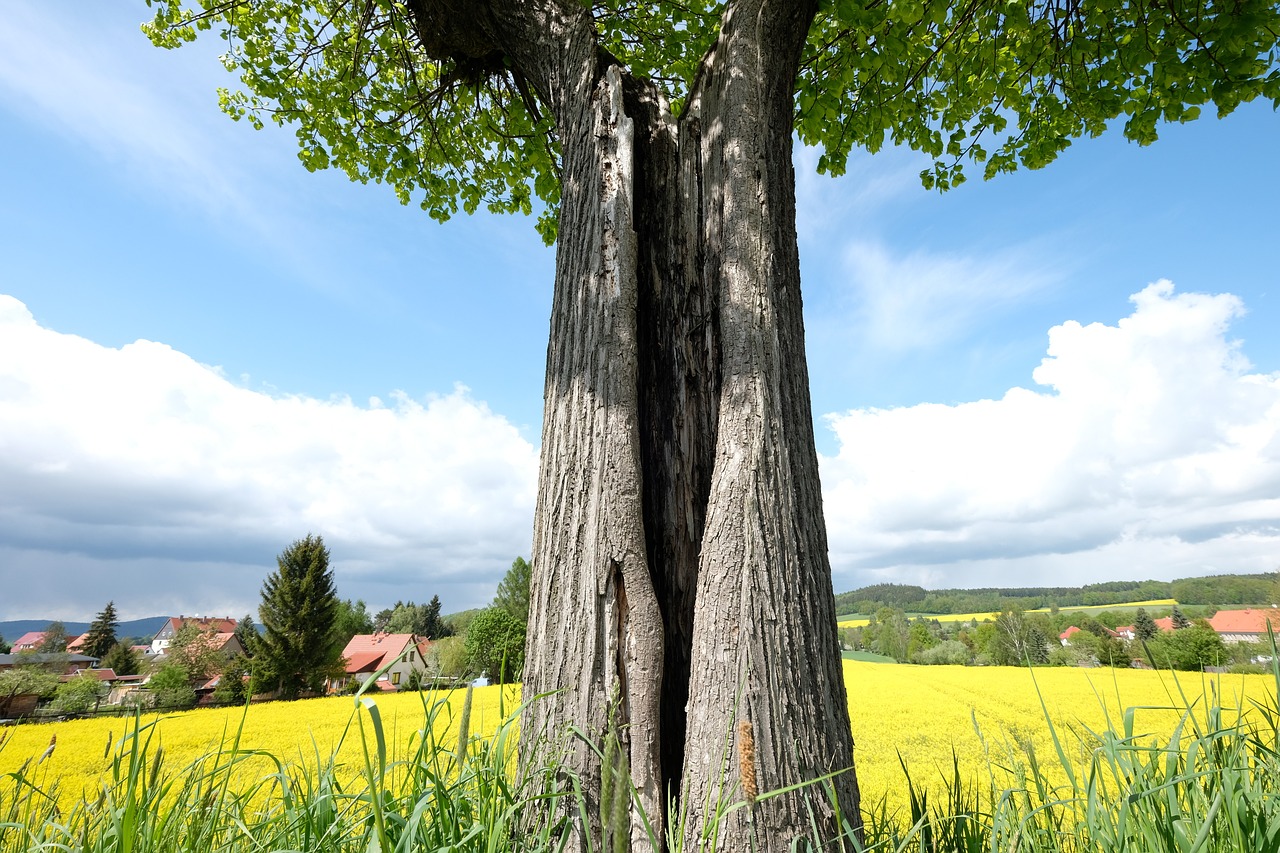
xmin=737 ymin=720 xmax=758 ymax=807
xmin=610 ymin=736 xmax=631 ymax=852
xmin=455 ymin=684 xmax=474 ymax=766
xmin=600 ymin=729 xmax=630 ymax=853
xmin=601 ymin=729 xmax=618 ymax=828
xmin=38 ymin=734 xmax=56 ymax=764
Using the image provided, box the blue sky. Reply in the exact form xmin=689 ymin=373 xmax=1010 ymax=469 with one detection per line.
xmin=2 ymin=2 xmax=1278 ymax=621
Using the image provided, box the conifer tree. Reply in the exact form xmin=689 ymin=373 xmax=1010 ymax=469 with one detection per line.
xmin=255 ymin=534 xmax=342 ymax=700
xmin=101 ymin=642 xmax=140 ymax=676
xmin=1172 ymin=605 xmax=1192 ymax=630
xmin=234 ymin=614 xmax=259 ymax=657
xmin=421 ymin=595 xmax=449 ymax=640
xmin=82 ymin=601 xmax=120 ymax=660
xmin=1133 ymin=607 xmax=1159 ymax=641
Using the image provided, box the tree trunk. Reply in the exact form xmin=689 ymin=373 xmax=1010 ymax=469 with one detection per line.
xmin=675 ymin=2 xmax=860 ymax=847
xmin=524 ymin=60 xmax=667 ymax=849
xmin=408 ymin=1 xmax=861 ymax=849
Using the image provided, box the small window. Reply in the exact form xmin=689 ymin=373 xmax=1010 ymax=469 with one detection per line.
xmin=392 ymin=672 xmax=401 ymax=685
xmin=409 ymin=651 xmax=415 ymax=662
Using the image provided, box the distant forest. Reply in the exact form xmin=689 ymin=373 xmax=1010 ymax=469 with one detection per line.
xmin=834 ymin=573 xmax=1279 ymax=617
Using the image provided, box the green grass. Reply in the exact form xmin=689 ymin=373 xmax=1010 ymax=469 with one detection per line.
xmin=841 ymin=650 xmax=898 ymax=664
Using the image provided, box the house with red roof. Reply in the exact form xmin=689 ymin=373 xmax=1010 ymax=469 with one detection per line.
xmin=1059 ymin=625 xmax=1121 ymax=646
xmin=1207 ymin=608 xmax=1280 ymax=644
xmin=331 ymin=633 xmax=434 ymax=693
xmin=150 ymin=616 xmax=240 ymax=655
xmin=65 ymin=633 xmax=90 ymax=654
xmin=10 ymin=631 xmax=47 ymax=652
xmin=188 ymin=632 xmax=246 ymax=658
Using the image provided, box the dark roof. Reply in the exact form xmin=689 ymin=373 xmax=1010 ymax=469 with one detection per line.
xmin=0 ymin=653 xmax=98 ymax=666
xmin=60 ymin=668 xmax=118 ymax=682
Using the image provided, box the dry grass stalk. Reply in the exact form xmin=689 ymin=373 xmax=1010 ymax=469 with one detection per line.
xmin=738 ymin=720 xmax=758 ymax=807
xmin=455 ymin=684 xmax=474 ymax=765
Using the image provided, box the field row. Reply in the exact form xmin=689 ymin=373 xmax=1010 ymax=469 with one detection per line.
xmin=3 ymin=660 xmax=1270 ymax=822
xmin=836 ymin=598 xmax=1180 ymax=628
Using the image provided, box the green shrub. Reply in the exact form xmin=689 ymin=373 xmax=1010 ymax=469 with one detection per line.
xmin=464 ymin=608 xmax=525 ymax=684
xmin=146 ymin=662 xmax=196 ymax=709
xmin=51 ymin=673 xmax=107 ymax=713
xmin=913 ymin=640 xmax=971 ymax=665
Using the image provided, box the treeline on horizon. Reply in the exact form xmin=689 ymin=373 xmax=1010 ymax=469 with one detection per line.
xmin=834 ymin=572 xmax=1279 ymax=617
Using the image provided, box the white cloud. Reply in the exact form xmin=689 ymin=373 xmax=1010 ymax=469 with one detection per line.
xmin=0 ymin=295 xmax=538 ymax=619
xmin=820 ymin=281 xmax=1280 ymax=590
xmin=840 ymin=240 xmax=1061 ymax=353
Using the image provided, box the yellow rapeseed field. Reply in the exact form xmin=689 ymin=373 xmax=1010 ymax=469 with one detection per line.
xmin=2 ymin=663 xmax=1272 ymax=821
xmin=837 ymin=598 xmax=1180 ymax=628
xmin=842 ymin=659 xmax=1273 ymax=816
xmin=0 ymin=685 xmax=519 ymax=811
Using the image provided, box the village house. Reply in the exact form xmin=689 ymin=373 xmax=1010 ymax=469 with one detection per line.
xmin=1058 ymin=625 xmax=1121 ymax=646
xmin=0 ymin=652 xmax=99 ymax=673
xmin=56 ymin=667 xmax=149 ymax=707
xmin=330 ymin=633 xmax=434 ymax=693
xmin=1207 ymin=608 xmax=1280 ymax=644
xmin=150 ymin=616 xmax=240 ymax=655
xmin=9 ymin=631 xmax=48 ymax=652
xmin=185 ymin=631 xmax=247 ymax=659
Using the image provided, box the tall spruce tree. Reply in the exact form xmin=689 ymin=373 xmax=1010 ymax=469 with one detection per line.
xmin=82 ymin=601 xmax=120 ymax=660
xmin=421 ymin=595 xmax=449 ymax=640
xmin=234 ymin=614 xmax=259 ymax=657
xmin=1133 ymin=608 xmax=1159 ymax=642
xmin=255 ymin=534 xmax=342 ymax=700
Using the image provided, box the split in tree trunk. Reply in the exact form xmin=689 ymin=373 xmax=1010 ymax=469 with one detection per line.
xmin=407 ymin=2 xmax=862 ymax=849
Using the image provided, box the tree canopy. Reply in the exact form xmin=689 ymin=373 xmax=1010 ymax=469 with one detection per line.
xmin=382 ymin=597 xmax=451 ymax=639
xmin=37 ymin=621 xmax=68 ymax=654
xmin=255 ymin=534 xmax=343 ymax=699
xmin=101 ymin=642 xmax=141 ymax=677
xmin=82 ymin=601 xmax=120 ymax=660
xmin=464 ymin=607 xmax=526 ymax=684
xmin=166 ymin=622 xmax=229 ymax=681
xmin=333 ymin=598 xmax=374 ymax=646
xmin=492 ymin=556 xmax=531 ymax=625
xmin=146 ymin=0 xmax=1280 ymax=239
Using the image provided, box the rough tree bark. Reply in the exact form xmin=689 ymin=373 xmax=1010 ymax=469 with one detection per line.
xmin=408 ymin=1 xmax=860 ymax=849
